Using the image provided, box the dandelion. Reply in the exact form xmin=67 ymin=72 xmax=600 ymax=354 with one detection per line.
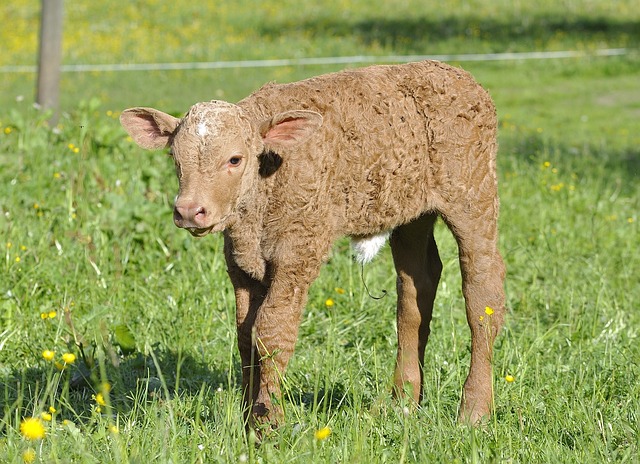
xmin=62 ymin=352 xmax=76 ymax=364
xmin=109 ymin=425 xmax=119 ymax=434
xmin=4 ymin=127 xmax=12 ymax=135
xmin=94 ymin=393 xmax=106 ymax=406
xmin=48 ymin=406 xmax=57 ymax=414
xmin=542 ymin=161 xmax=551 ymax=168
xmin=42 ymin=350 xmax=55 ymax=361
xmin=20 ymin=245 xmax=27 ymax=251
xmin=15 ymin=256 xmax=21 ymax=263
xmin=484 ymin=306 xmax=494 ymax=316
xmin=314 ymin=426 xmax=331 ymax=440
xmin=20 ymin=417 xmax=45 ymax=440
xmin=505 ymin=374 xmax=515 ymax=383
xmin=334 ymin=287 xmax=346 ymax=294
xmin=40 ymin=411 xmax=52 ymax=421
xmin=33 ymin=203 xmax=39 ymax=210
xmin=53 ymin=172 xmax=61 ymax=179
xmin=48 ymin=311 xmax=57 ymax=319
xmin=22 ymin=448 xmax=36 ymax=463
xmin=325 ymin=298 xmax=334 ymax=307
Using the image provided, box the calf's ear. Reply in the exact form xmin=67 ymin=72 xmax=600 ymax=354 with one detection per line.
xmin=120 ymin=107 xmax=180 ymax=150
xmin=260 ymin=110 xmax=323 ymax=149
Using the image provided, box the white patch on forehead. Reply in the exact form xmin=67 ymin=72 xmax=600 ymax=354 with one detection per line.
xmin=187 ymin=100 xmax=240 ymax=140
xmin=197 ymin=121 xmax=208 ymax=137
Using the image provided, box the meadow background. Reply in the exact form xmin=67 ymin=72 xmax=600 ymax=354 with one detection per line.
xmin=1 ymin=0 xmax=639 ymax=462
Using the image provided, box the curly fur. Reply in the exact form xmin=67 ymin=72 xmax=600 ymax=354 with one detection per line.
xmin=120 ymin=60 xmax=506 ymax=430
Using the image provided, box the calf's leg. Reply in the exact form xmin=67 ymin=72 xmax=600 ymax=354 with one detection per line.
xmin=445 ymin=205 xmax=506 ymax=424
xmin=224 ymin=235 xmax=266 ymax=427
xmin=390 ymin=213 xmax=442 ymax=403
xmin=250 ymin=260 xmax=325 ymax=429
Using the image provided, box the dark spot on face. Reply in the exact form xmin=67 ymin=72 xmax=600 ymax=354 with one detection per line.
xmin=258 ymin=150 xmax=283 ymax=177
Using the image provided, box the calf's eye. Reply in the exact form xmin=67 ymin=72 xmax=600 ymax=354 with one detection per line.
xmin=228 ymin=156 xmax=242 ymax=166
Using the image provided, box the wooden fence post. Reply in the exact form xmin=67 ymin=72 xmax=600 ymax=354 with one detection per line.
xmin=36 ymin=0 xmax=64 ymax=126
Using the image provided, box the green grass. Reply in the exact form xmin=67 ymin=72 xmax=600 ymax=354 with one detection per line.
xmin=1 ymin=1 xmax=639 ymax=462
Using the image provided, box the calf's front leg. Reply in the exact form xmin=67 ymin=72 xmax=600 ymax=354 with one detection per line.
xmin=240 ymin=261 xmax=326 ymax=430
xmin=224 ymin=235 xmax=267 ymax=427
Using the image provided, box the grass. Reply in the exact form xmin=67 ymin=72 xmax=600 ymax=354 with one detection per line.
xmin=1 ymin=0 xmax=639 ymax=462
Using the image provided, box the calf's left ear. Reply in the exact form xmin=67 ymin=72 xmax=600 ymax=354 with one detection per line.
xmin=260 ymin=110 xmax=323 ymax=149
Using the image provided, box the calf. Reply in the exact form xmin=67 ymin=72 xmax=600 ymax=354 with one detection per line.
xmin=120 ymin=60 xmax=506 ymax=429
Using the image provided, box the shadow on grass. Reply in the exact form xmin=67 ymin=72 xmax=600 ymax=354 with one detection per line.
xmin=0 ymin=345 xmax=235 ymax=425
xmin=257 ymin=13 xmax=639 ymax=52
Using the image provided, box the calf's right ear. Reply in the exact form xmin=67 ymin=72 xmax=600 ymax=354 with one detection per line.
xmin=120 ymin=107 xmax=180 ymax=150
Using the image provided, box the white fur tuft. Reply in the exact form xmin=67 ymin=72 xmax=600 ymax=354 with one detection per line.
xmin=351 ymin=231 xmax=390 ymax=264
xmin=197 ymin=121 xmax=208 ymax=137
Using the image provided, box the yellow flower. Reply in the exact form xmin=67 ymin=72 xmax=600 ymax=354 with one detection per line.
xmin=62 ymin=353 xmax=76 ymax=364
xmin=20 ymin=417 xmax=46 ymax=440
xmin=94 ymin=393 xmax=106 ymax=406
xmin=48 ymin=406 xmax=57 ymax=414
xmin=6 ymin=242 xmax=11 ymax=248
xmin=4 ymin=127 xmax=12 ymax=135
xmin=505 ymin=374 xmax=515 ymax=383
xmin=40 ymin=412 xmax=52 ymax=421
xmin=15 ymin=256 xmax=21 ymax=263
xmin=334 ymin=287 xmax=346 ymax=294
xmin=48 ymin=311 xmax=57 ymax=319
xmin=53 ymin=172 xmax=61 ymax=179
xmin=314 ymin=426 xmax=331 ymax=441
xmin=20 ymin=245 xmax=27 ymax=251
xmin=109 ymin=425 xmax=119 ymax=434
xmin=33 ymin=203 xmax=39 ymax=209
xmin=325 ymin=298 xmax=334 ymax=307
xmin=42 ymin=350 xmax=55 ymax=361
xmin=543 ymin=161 xmax=551 ymax=168
xmin=22 ymin=448 xmax=36 ymax=463
xmin=484 ymin=306 xmax=494 ymax=316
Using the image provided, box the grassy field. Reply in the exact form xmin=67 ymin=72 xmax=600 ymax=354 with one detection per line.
xmin=1 ymin=1 xmax=639 ymax=462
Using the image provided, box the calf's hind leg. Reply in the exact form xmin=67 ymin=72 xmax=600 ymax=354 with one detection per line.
xmin=390 ymin=213 xmax=442 ymax=403
xmin=446 ymin=207 xmax=506 ymax=424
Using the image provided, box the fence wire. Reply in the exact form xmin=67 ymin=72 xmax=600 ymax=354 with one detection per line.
xmin=0 ymin=48 xmax=630 ymax=74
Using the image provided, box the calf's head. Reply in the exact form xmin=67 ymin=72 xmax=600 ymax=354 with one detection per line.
xmin=120 ymin=101 xmax=322 ymax=236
